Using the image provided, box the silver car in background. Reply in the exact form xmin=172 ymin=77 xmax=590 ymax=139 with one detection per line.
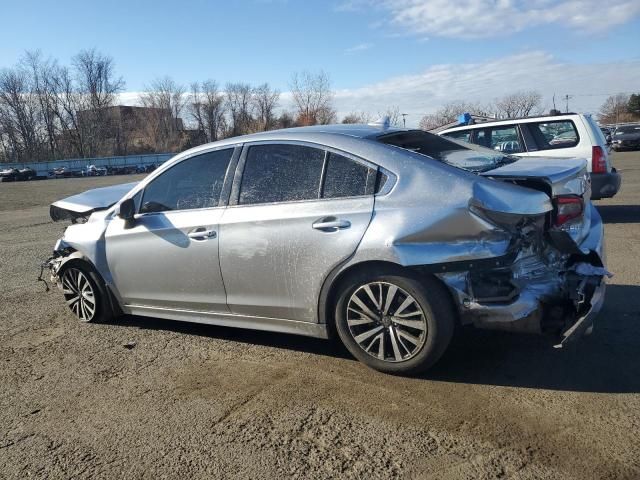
xmin=44 ymin=124 xmax=608 ymax=374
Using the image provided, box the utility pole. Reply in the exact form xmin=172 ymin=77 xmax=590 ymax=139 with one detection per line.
xmin=564 ymin=94 xmax=573 ymax=113
xmin=401 ymin=113 xmax=408 ymax=127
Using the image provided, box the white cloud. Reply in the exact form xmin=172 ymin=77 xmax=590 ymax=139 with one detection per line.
xmin=340 ymin=0 xmax=640 ymax=39
xmin=117 ymin=52 xmax=640 ymax=127
xmin=328 ymin=51 xmax=640 ymax=125
xmin=117 ymin=91 xmax=142 ymax=105
xmin=345 ymin=42 xmax=374 ymax=54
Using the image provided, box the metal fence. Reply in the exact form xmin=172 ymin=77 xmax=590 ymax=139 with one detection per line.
xmin=0 ymin=153 xmax=174 ymax=176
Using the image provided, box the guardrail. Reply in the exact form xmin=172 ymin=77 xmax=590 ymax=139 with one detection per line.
xmin=0 ymin=153 xmax=174 ymax=176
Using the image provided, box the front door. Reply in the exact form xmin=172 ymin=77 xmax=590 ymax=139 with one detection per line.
xmin=219 ymin=143 xmax=377 ymax=322
xmin=104 ymin=148 xmax=234 ymax=312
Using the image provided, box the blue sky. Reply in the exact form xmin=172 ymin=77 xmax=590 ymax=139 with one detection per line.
xmin=2 ymin=0 xmax=639 ymax=124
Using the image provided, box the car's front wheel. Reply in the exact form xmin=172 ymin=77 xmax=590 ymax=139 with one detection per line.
xmin=335 ymin=269 xmax=455 ymax=375
xmin=59 ymin=263 xmax=113 ymax=323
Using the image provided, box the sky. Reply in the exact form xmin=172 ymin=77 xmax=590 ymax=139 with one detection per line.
xmin=1 ymin=0 xmax=639 ymax=126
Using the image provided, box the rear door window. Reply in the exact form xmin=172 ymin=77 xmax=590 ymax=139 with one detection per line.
xmin=474 ymin=126 xmax=524 ymax=154
xmin=527 ymin=120 xmax=579 ymax=149
xmin=238 ymin=144 xmax=325 ymax=205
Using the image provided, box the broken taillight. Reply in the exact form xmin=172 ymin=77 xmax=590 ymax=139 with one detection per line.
xmin=554 ymin=196 xmax=583 ymax=226
xmin=592 ymin=146 xmax=607 ymax=174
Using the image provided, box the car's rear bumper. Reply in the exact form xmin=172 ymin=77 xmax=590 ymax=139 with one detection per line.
xmin=590 ymin=169 xmax=621 ymax=200
xmin=450 ymin=204 xmax=607 ymax=343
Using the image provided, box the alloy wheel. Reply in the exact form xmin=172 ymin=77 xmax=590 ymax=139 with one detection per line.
xmin=346 ymin=281 xmax=427 ymax=362
xmin=61 ymin=268 xmax=96 ymax=322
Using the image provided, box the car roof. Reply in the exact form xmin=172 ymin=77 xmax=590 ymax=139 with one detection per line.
xmin=171 ymin=124 xmax=416 ymax=157
xmin=440 ymin=113 xmax=589 ymax=133
xmin=152 ymin=124 xmax=437 ymax=178
xmin=224 ymin=123 xmax=411 ymax=142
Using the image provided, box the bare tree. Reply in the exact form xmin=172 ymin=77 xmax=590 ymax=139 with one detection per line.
xmin=379 ymin=106 xmax=401 ymax=125
xmin=225 ymin=82 xmax=254 ymax=136
xmin=252 ymin=83 xmax=279 ymax=131
xmin=72 ymin=49 xmax=124 ymax=156
xmin=0 ymin=66 xmax=41 ymax=161
xmin=50 ymin=65 xmax=86 ymax=157
xmin=140 ymin=76 xmax=186 ymax=152
xmin=494 ymin=91 xmax=542 ymax=119
xmin=599 ymin=93 xmax=635 ymax=124
xmin=418 ymin=100 xmax=486 ymax=130
xmin=275 ymin=111 xmax=296 ymax=129
xmin=22 ymin=51 xmax=61 ymax=158
xmin=190 ymin=80 xmax=226 ymax=143
xmin=290 ymin=70 xmax=335 ymax=125
xmin=341 ymin=111 xmax=372 ymax=124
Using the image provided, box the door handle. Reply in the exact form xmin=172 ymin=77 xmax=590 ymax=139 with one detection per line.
xmin=188 ymin=229 xmax=217 ymax=240
xmin=312 ymin=218 xmax=351 ymax=232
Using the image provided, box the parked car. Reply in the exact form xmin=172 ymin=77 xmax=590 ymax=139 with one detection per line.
xmin=0 ymin=167 xmax=37 ymax=181
xmin=107 ymin=165 xmax=139 ymax=176
xmin=84 ymin=165 xmax=108 ymax=177
xmin=611 ymin=124 xmax=640 ymax=151
xmin=43 ymin=124 xmax=607 ymax=374
xmin=439 ymin=113 xmax=621 ymax=200
xmin=50 ymin=166 xmax=83 ymax=178
xmin=0 ymin=168 xmax=20 ymax=182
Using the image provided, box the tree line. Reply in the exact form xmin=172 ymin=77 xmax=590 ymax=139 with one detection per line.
xmin=0 ymin=50 xmax=366 ymax=163
xmin=4 ymin=48 xmax=634 ymax=163
xmin=598 ymin=93 xmax=640 ymax=125
xmin=417 ymin=91 xmax=545 ymax=130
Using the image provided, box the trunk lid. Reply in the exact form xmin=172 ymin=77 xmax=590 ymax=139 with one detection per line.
xmin=481 ymin=157 xmax=590 ymax=198
xmin=481 ymin=157 xmax=591 ymax=246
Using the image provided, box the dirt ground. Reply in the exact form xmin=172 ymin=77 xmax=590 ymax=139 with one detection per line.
xmin=1 ymin=153 xmax=639 ymax=479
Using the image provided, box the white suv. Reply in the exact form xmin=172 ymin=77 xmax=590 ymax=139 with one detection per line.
xmin=439 ymin=113 xmax=621 ymax=199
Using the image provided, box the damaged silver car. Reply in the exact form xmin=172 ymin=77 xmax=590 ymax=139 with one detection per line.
xmin=44 ymin=124 xmax=608 ymax=374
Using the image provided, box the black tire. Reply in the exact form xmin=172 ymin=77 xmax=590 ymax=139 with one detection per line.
xmin=59 ymin=261 xmax=115 ymax=324
xmin=334 ymin=267 xmax=455 ymax=375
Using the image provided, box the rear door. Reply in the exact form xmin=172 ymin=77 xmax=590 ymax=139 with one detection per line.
xmin=219 ymin=142 xmax=376 ymax=323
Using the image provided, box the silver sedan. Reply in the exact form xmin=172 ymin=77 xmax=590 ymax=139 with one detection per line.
xmin=45 ymin=124 xmax=607 ymax=374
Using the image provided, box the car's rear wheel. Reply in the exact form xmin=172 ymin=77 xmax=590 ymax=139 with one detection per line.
xmin=335 ymin=269 xmax=455 ymax=375
xmin=60 ymin=263 xmax=113 ymax=323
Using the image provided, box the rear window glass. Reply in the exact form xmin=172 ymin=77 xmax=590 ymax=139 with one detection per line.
xmin=378 ymin=130 xmax=517 ymax=173
xmin=528 ymin=120 xmax=579 ymax=149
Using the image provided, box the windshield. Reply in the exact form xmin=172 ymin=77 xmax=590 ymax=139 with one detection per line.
xmin=615 ymin=125 xmax=640 ymax=135
xmin=377 ymin=130 xmax=518 ymax=173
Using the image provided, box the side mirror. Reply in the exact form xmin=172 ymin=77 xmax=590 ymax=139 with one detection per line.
xmin=118 ymin=198 xmax=136 ymax=226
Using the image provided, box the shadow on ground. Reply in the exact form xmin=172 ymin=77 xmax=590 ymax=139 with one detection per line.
xmin=115 ymin=284 xmax=640 ymax=394
xmin=597 ymin=205 xmax=640 ymax=224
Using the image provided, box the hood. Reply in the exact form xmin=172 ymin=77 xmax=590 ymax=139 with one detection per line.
xmin=481 ymin=157 xmax=589 ymax=197
xmin=50 ymin=182 xmax=137 ymax=222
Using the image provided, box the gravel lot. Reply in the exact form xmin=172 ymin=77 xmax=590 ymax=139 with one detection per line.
xmin=1 ymin=154 xmax=639 ymax=479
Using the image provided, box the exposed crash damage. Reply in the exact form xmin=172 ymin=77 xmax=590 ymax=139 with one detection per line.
xmin=42 ymin=124 xmax=610 ymax=374
xmin=434 ymin=161 xmax=609 ymax=347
